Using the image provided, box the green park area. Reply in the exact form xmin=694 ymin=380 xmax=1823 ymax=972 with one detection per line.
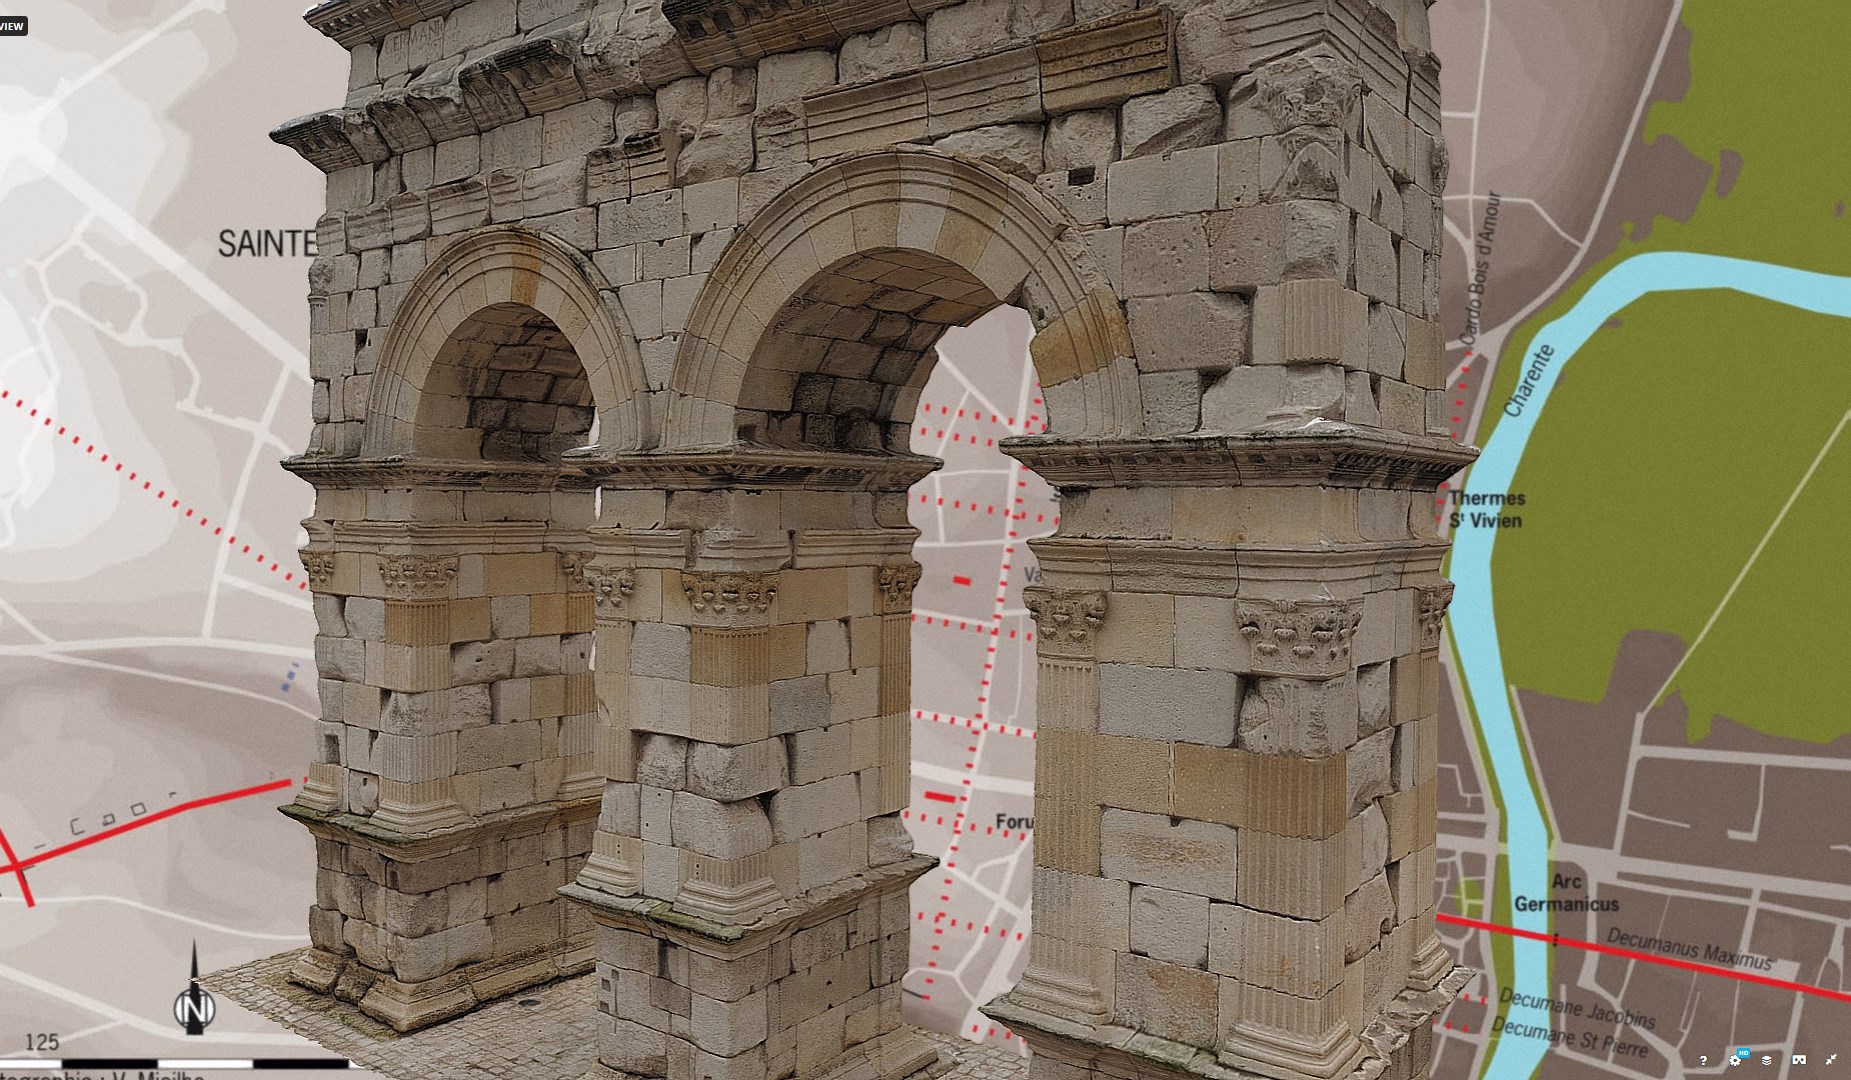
xmin=1480 ymin=2 xmax=1851 ymax=743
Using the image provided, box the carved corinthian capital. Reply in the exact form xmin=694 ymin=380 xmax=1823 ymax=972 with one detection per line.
xmin=1024 ymin=587 xmax=1108 ymax=661
xmin=683 ymin=571 xmax=776 ymax=616
xmin=300 ymin=549 xmax=336 ymax=592
xmin=582 ymin=563 xmax=636 ymax=614
xmin=878 ymin=561 xmax=922 ymax=614
xmin=1236 ymin=597 xmax=1363 ymax=678
xmin=378 ymin=554 xmax=458 ymax=601
xmin=1418 ymin=581 xmax=1455 ymax=649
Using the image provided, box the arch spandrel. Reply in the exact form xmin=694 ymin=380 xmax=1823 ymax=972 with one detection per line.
xmin=666 ymin=149 xmax=1143 ymax=451
xmin=363 ymin=226 xmax=652 ymax=458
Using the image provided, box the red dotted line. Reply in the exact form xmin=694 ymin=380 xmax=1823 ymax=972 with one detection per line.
xmin=920 ymin=909 xmax=1027 ymax=942
xmin=2 ymin=387 xmax=307 ymax=590
xmin=911 ymin=709 xmax=1034 ymax=740
xmin=916 ymin=492 xmax=1059 ymax=528
xmin=917 ymin=398 xmax=1045 ymax=435
xmin=911 ymin=612 xmax=1033 ymax=642
xmin=1432 ymin=991 xmax=1486 ymax=1035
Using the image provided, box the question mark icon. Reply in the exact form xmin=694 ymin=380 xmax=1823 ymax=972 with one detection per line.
xmin=1703 ymin=1058 xmax=1710 ymax=1066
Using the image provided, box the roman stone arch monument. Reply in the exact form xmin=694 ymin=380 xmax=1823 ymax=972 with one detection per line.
xmin=274 ymin=0 xmax=1472 ymax=1077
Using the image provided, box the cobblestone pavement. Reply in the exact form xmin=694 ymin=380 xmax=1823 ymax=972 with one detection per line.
xmin=207 ymin=949 xmax=1029 ymax=1080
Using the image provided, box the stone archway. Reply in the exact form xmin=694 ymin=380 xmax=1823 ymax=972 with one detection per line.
xmin=268 ymin=1 xmax=1474 ymax=1076
xmin=666 ymin=151 xmax=1138 ymax=449
xmin=364 ymin=225 xmax=653 ymax=455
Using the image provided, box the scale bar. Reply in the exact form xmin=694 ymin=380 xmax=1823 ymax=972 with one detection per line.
xmin=0 ymin=1059 xmax=351 ymax=1071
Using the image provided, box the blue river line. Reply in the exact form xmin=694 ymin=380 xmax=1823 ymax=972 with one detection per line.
xmin=1449 ymin=252 xmax=1851 ymax=1080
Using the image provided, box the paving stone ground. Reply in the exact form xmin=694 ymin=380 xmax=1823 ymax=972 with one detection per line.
xmin=207 ymin=949 xmax=1030 ymax=1080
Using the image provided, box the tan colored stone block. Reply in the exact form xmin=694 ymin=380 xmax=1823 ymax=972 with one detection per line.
xmin=1173 ymin=745 xmax=1346 ymax=839
xmin=1093 ymin=591 xmax=1174 ymax=665
xmin=450 ymin=597 xmax=491 ymax=643
xmin=1095 ymin=733 xmax=1171 ymax=814
xmin=1174 ymin=595 xmax=1240 ymax=671
xmin=482 ymin=552 xmax=563 ymax=597
xmin=1100 ymin=808 xmax=1238 ymax=902
xmin=384 ymin=600 xmax=450 ymax=646
xmin=529 ymin=592 xmax=569 ymax=636
xmin=1036 ymin=8 xmax=1173 ymax=116
xmin=1236 ymin=830 xmax=1346 ymax=919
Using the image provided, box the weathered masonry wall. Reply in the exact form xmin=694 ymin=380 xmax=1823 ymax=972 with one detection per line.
xmin=275 ymin=0 xmax=1472 ymax=1076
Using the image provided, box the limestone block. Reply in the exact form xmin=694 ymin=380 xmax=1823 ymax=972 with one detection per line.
xmin=1095 ymin=733 xmax=1171 ymax=815
xmin=1126 ymin=291 xmax=1249 ymax=373
xmin=1037 ymin=8 xmax=1173 ymax=115
xmin=1344 ymin=872 xmax=1394 ymax=963
xmin=1100 ymin=808 xmax=1238 ymax=901
xmin=1376 ymin=377 xmax=1423 ymax=435
xmin=688 ymin=738 xmax=787 ymax=801
xmin=926 ymin=47 xmax=1042 ymax=138
xmin=672 ymin=791 xmax=774 ymax=859
xmin=1044 ymin=109 xmax=1118 ymax=171
xmin=1354 ymin=216 xmax=1398 ymax=304
xmin=1225 ymin=906 xmax=1345 ymax=999
xmin=934 ymin=123 xmax=1045 ymax=181
xmin=787 ymin=723 xmax=853 ymax=785
xmin=707 ymin=66 xmax=758 ymax=120
xmin=636 ymin=732 xmax=688 ymax=790
xmin=1140 ymin=370 xmax=1203 ymax=437
xmin=452 ymin=638 xmax=514 ymax=685
xmin=805 ymin=76 xmax=927 ymax=158
xmin=1357 ymin=660 xmax=1391 ymax=736
xmin=1099 ymin=664 xmax=1237 ymax=746
xmin=600 ymin=781 xmax=641 ymax=836
xmin=1121 ymin=85 xmax=1221 ymax=158
xmin=1130 ymin=885 xmax=1210 ymax=968
xmin=768 ymin=774 xmax=859 ymax=843
xmin=1207 ymin=202 xmax=1352 ymax=292
xmin=1033 ymin=866 xmax=1132 ymax=950
xmin=798 ymin=819 xmax=868 ymax=892
xmin=599 ymin=189 xmax=683 ymax=248
xmin=458 ymin=720 xmax=543 ymax=774
xmin=677 ymin=115 xmax=755 ymax=185
xmin=1105 ymin=146 xmax=1219 ymax=223
xmin=1200 ymin=365 xmax=1286 ymax=433
xmin=770 ymin=674 xmax=828 ymax=735
xmin=1403 ymin=316 xmax=1445 ymax=389
xmin=1355 ymin=802 xmax=1388 ymax=887
xmin=1237 ymin=830 xmax=1346 ymax=920
xmin=839 ymin=22 xmax=925 ymax=83
xmin=1173 ymin=745 xmax=1346 ymax=839
xmin=1174 ymin=0 xmax=1252 ymax=87
xmin=1238 ymin=675 xmax=1358 ymax=756
xmin=1114 ymin=952 xmax=1218 ymax=1048
xmin=758 ymin=50 xmax=836 ymax=107
xmin=1369 ymin=301 xmax=1406 ymax=377
xmin=1012 ymin=0 xmax=1073 ymax=36
xmin=926 ymin=0 xmax=1011 ymax=62
xmin=1121 ymin=215 xmax=1209 ymax=297
xmin=543 ymin=98 xmax=615 ymax=164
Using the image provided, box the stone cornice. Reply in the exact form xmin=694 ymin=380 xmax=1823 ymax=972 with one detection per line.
xmin=1001 ymin=426 xmax=1477 ymax=490
xmin=565 ymin=446 xmax=942 ymax=491
xmin=303 ymin=0 xmax=471 ymax=48
xmin=279 ymin=794 xmax=599 ymax=859
xmin=282 ymin=454 xmax=599 ymax=491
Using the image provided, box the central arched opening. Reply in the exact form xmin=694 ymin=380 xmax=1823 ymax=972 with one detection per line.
xmin=738 ymin=245 xmax=1060 ymax=1047
xmin=896 ymin=306 xmax=1055 ymax=1049
xmin=735 ymin=249 xmax=998 ymax=454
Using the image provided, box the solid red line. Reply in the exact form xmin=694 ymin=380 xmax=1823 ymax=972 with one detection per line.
xmin=923 ymin=791 xmax=958 ymax=804
xmin=0 ymin=820 xmax=35 ymax=908
xmin=1437 ymin=912 xmax=1851 ymax=1004
xmin=3 ymin=778 xmax=294 ymax=876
